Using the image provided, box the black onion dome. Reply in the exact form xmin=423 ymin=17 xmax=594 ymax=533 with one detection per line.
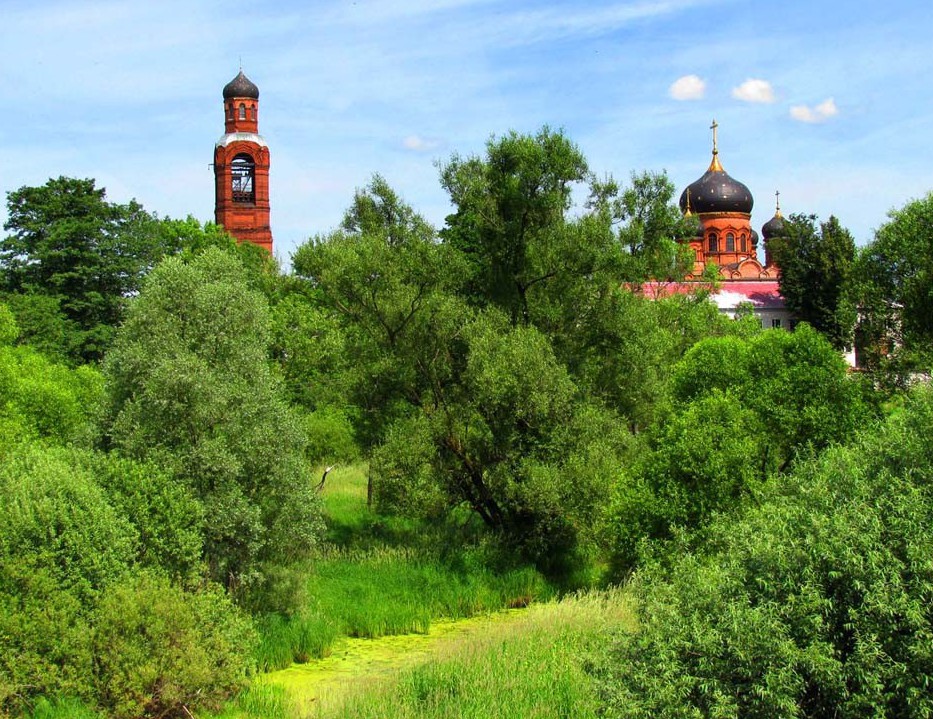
xmin=223 ymin=71 xmax=259 ymax=100
xmin=679 ymin=156 xmax=754 ymax=215
xmin=750 ymin=229 xmax=760 ymax=247
xmin=761 ymin=213 xmax=786 ymax=240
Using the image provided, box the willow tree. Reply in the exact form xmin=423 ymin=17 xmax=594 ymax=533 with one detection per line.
xmin=103 ymin=247 xmax=323 ymax=588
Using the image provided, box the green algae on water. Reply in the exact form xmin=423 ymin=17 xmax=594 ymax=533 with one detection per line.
xmin=262 ymin=610 xmax=527 ymax=714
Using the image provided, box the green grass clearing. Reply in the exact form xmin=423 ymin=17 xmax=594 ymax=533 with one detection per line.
xmin=320 ymin=589 xmax=634 ymax=719
xmin=252 ymin=464 xmax=553 ymax=673
xmin=239 ymin=589 xmax=633 ymax=719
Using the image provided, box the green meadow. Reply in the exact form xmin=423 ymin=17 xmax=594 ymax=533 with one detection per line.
xmin=249 ymin=465 xmax=552 ymax=674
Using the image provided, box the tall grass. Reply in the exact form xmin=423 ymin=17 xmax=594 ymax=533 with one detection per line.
xmin=252 ymin=465 xmax=553 ymax=672
xmin=24 ymin=699 xmax=101 ymax=719
xmin=254 ymin=548 xmax=550 ymax=671
xmin=316 ymin=589 xmax=634 ymax=719
xmin=209 ymin=684 xmax=294 ymax=719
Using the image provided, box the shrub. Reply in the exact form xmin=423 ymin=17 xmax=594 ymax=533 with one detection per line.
xmin=75 ymin=450 xmax=204 ymax=582
xmin=598 ymin=389 xmax=933 ymax=717
xmin=0 ymin=558 xmax=94 ymax=714
xmin=370 ymin=413 xmax=446 ymax=518
xmin=0 ymin=345 xmax=103 ymax=453
xmin=0 ymin=302 xmax=17 ymax=346
xmin=92 ymin=572 xmax=257 ymax=719
xmin=606 ymin=391 xmax=767 ymax=574
xmin=0 ymin=444 xmax=136 ymax=602
xmin=604 ymin=326 xmax=872 ymax=576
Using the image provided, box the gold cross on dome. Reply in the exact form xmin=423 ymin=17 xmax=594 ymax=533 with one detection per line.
xmin=710 ymin=119 xmax=719 ymax=155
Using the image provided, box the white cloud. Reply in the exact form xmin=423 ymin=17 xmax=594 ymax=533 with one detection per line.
xmin=669 ymin=74 xmax=706 ymax=100
xmin=731 ymin=78 xmax=775 ymax=103
xmin=815 ymin=98 xmax=839 ymax=117
xmin=790 ymin=97 xmax=839 ymax=123
xmin=402 ymin=135 xmax=442 ymax=152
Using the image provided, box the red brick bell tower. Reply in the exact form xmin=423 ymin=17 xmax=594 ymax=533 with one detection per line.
xmin=214 ymin=70 xmax=272 ymax=253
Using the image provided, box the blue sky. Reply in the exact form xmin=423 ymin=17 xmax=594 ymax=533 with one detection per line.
xmin=2 ymin=0 xmax=932 ymax=263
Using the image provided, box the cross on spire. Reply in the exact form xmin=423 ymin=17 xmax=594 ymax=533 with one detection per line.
xmin=775 ymin=189 xmax=782 ymax=216
xmin=707 ymin=119 xmax=723 ymax=172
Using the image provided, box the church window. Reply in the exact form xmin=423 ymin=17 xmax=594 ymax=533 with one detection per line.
xmin=708 ymin=233 xmax=718 ymax=252
xmin=740 ymin=234 xmax=747 ymax=252
xmin=772 ymin=318 xmax=782 ymax=329
xmin=231 ymin=154 xmax=255 ymax=203
xmin=227 ymin=103 xmax=233 ymax=121
xmin=726 ymin=233 xmax=735 ymax=252
xmin=251 ymin=104 xmax=257 ymax=120
xmin=238 ymin=103 xmax=246 ymax=120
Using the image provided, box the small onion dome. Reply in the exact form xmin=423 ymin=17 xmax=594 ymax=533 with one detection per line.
xmin=223 ymin=71 xmax=259 ymax=100
xmin=761 ymin=213 xmax=786 ymax=240
xmin=750 ymin=229 xmax=760 ymax=248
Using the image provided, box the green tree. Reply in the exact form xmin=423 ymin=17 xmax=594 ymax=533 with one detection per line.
xmin=569 ymin=289 xmax=744 ymax=433
xmin=103 ymin=247 xmax=323 ymax=588
xmin=855 ymin=192 xmax=933 ymax=372
xmin=293 ymin=175 xmax=468 ymax=448
xmin=0 ymin=557 xmax=95 ymax=713
xmin=771 ymin=213 xmax=856 ymax=350
xmin=0 ymin=443 xmax=137 ymax=604
xmin=606 ymin=325 xmax=870 ymax=574
xmin=0 ymin=303 xmax=17 ymax=346
xmin=674 ymin=325 xmax=867 ymax=469
xmin=0 ymin=443 xmax=134 ymax=713
xmin=0 ymin=178 xmax=169 ymax=361
xmin=0 ymin=292 xmax=79 ymax=363
xmin=0 ymin=341 xmax=103 ymax=454
xmin=372 ymin=310 xmax=634 ymax=572
xmin=340 ymin=173 xmax=436 ymax=245
xmin=440 ymin=128 xmax=622 ymax=328
xmin=77 ymin=451 xmax=204 ymax=582
xmin=590 ymin=170 xmax=695 ymax=282
xmin=0 ymin=178 xmax=242 ymax=363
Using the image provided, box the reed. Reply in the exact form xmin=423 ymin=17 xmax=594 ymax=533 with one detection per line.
xmin=318 ymin=589 xmax=634 ymax=719
xmin=252 ymin=465 xmax=551 ymax=672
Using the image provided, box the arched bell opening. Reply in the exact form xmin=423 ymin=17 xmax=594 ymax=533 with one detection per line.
xmin=231 ymin=154 xmax=255 ymax=204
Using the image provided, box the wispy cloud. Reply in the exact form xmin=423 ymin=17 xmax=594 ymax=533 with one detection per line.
xmin=325 ymin=0 xmax=502 ymax=23
xmin=790 ymin=98 xmax=838 ymax=123
xmin=669 ymin=74 xmax=706 ymax=100
xmin=469 ymin=0 xmax=721 ymax=47
xmin=731 ymin=78 xmax=775 ymax=103
xmin=402 ymin=135 xmax=443 ymax=152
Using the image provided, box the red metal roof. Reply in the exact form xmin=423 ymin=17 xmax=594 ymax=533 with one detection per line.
xmin=640 ymin=280 xmax=785 ymax=310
